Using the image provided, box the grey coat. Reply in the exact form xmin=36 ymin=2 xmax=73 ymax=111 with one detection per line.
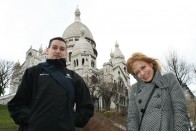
xmin=127 ymin=70 xmax=190 ymax=131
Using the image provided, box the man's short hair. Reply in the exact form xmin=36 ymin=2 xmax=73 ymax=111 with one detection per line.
xmin=48 ymin=37 xmax=67 ymax=48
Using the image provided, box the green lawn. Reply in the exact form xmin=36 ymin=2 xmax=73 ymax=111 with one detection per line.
xmin=0 ymin=105 xmax=18 ymax=131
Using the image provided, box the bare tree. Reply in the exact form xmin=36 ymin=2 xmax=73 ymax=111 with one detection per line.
xmin=193 ymin=65 xmax=196 ymax=76
xmin=0 ymin=59 xmax=14 ymax=96
xmin=83 ymin=75 xmax=119 ymax=111
xmin=193 ymin=65 xmax=196 ymax=84
xmin=99 ymin=82 xmax=117 ymax=111
xmin=83 ymin=75 xmax=101 ymax=102
xmin=163 ymin=50 xmax=193 ymax=85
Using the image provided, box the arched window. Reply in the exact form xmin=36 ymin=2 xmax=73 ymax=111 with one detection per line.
xmin=69 ymin=38 xmax=73 ymax=42
xmin=124 ymin=67 xmax=126 ymax=72
xmin=118 ymin=78 xmax=124 ymax=93
xmin=82 ymin=58 xmax=85 ymax=65
xmin=76 ymin=59 xmax=78 ymax=66
xmin=74 ymin=60 xmax=76 ymax=67
xmin=69 ymin=52 xmax=72 ymax=62
xmin=91 ymin=60 xmax=94 ymax=67
xmin=75 ymin=38 xmax=79 ymax=41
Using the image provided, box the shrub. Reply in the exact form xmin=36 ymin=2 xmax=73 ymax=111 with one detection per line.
xmin=102 ymin=111 xmax=115 ymax=117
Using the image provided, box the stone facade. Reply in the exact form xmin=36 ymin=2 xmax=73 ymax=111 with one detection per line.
xmin=0 ymin=7 xmax=131 ymax=112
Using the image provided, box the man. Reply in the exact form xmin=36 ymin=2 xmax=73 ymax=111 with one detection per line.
xmin=8 ymin=37 xmax=94 ymax=131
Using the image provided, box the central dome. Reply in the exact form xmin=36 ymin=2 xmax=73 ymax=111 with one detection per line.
xmin=62 ymin=8 xmax=94 ymax=41
xmin=72 ymin=27 xmax=94 ymax=56
xmin=62 ymin=22 xmax=94 ymax=40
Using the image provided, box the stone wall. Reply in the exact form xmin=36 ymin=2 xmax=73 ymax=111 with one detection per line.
xmin=0 ymin=93 xmax=15 ymax=105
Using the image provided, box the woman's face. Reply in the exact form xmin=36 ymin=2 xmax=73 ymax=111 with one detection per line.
xmin=132 ymin=60 xmax=154 ymax=82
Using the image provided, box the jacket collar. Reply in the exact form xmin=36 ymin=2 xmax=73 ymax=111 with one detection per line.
xmin=46 ymin=58 xmax=67 ymax=70
xmin=152 ymin=70 xmax=169 ymax=88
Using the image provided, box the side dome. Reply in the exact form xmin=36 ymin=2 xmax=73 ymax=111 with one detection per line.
xmin=62 ymin=7 xmax=94 ymax=41
xmin=113 ymin=41 xmax=125 ymax=59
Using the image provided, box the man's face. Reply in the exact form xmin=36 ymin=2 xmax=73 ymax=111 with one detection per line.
xmin=46 ymin=40 xmax=67 ymax=59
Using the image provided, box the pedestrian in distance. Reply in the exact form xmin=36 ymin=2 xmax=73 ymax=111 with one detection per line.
xmin=126 ymin=52 xmax=190 ymax=131
xmin=8 ymin=37 xmax=94 ymax=131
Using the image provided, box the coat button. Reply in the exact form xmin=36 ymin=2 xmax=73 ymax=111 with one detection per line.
xmin=156 ymin=93 xmax=161 ymax=98
xmin=156 ymin=105 xmax=161 ymax=109
xmin=138 ymin=99 xmax=142 ymax=104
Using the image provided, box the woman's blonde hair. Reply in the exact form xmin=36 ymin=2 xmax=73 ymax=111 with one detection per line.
xmin=126 ymin=52 xmax=161 ymax=74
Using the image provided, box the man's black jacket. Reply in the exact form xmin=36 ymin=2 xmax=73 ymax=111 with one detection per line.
xmin=8 ymin=59 xmax=94 ymax=131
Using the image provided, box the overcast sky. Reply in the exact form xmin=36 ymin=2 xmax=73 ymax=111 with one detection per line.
xmin=0 ymin=0 xmax=196 ymax=93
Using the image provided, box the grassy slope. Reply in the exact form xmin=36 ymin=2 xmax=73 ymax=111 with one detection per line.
xmin=0 ymin=105 xmax=18 ymax=131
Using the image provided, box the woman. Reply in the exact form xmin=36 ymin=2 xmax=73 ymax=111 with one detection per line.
xmin=126 ymin=52 xmax=190 ymax=131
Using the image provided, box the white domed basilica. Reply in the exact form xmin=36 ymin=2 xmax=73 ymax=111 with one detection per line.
xmin=1 ymin=7 xmax=131 ymax=113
